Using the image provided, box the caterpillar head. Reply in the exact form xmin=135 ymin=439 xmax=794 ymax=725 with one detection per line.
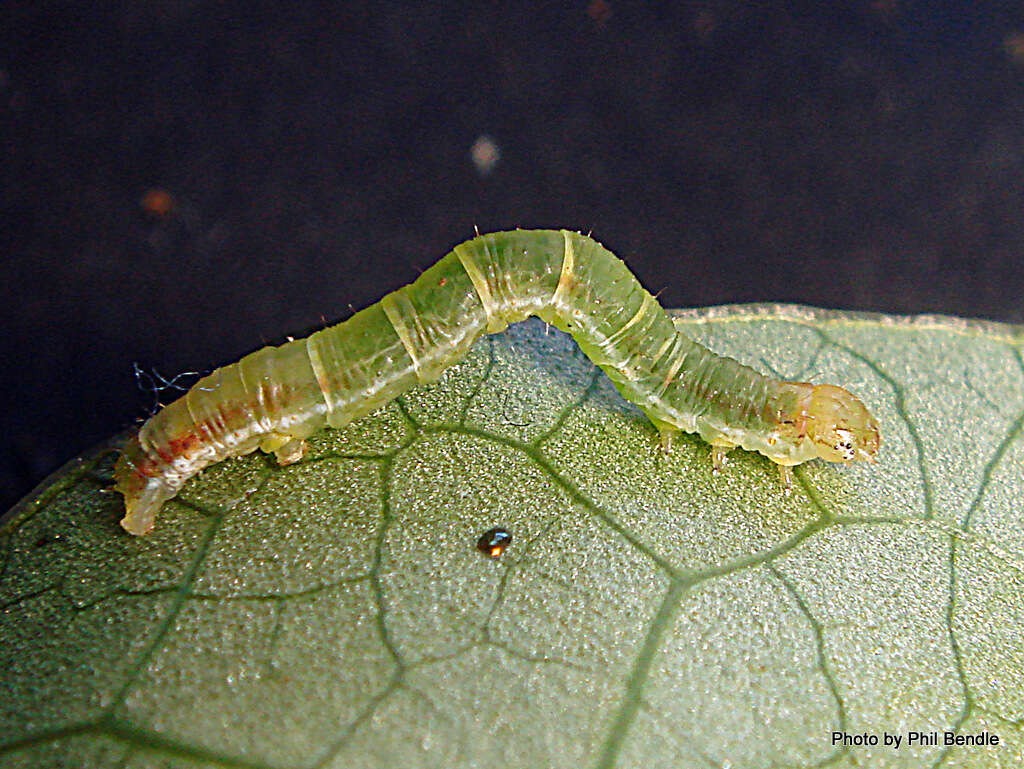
xmin=806 ymin=384 xmax=881 ymax=464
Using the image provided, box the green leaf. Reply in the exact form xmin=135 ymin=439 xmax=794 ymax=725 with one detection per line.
xmin=2 ymin=306 xmax=1023 ymax=769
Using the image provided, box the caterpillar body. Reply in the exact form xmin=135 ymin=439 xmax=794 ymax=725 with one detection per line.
xmin=115 ymin=230 xmax=880 ymax=535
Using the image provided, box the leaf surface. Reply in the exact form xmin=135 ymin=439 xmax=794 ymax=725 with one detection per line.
xmin=2 ymin=306 xmax=1022 ymax=769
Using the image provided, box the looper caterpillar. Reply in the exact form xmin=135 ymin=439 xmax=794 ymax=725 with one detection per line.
xmin=115 ymin=230 xmax=880 ymax=535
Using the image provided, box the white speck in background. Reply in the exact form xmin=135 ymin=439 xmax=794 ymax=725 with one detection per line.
xmin=470 ymin=134 xmax=500 ymax=176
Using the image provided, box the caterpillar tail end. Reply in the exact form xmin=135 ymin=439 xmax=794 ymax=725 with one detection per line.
xmin=113 ymin=436 xmax=177 ymax=536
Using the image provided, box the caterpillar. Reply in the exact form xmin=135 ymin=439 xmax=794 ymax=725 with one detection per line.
xmin=115 ymin=229 xmax=881 ymax=535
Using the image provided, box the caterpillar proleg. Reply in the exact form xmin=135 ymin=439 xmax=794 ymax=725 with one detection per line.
xmin=115 ymin=230 xmax=880 ymax=535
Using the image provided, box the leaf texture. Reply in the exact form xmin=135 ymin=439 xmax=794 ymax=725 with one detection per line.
xmin=1 ymin=306 xmax=1022 ymax=769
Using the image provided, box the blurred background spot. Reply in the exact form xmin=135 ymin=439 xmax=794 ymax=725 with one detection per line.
xmin=470 ymin=135 xmax=500 ymax=176
xmin=1004 ymin=31 xmax=1024 ymax=65
xmin=141 ymin=188 xmax=176 ymax=218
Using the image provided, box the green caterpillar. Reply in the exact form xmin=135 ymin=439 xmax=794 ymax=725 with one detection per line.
xmin=115 ymin=230 xmax=881 ymax=535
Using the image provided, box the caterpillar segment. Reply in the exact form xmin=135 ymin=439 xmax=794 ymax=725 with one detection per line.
xmin=115 ymin=229 xmax=880 ymax=535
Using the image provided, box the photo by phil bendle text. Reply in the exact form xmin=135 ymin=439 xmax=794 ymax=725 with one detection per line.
xmin=832 ymin=731 xmax=1001 ymax=749
xmin=115 ymin=230 xmax=881 ymax=535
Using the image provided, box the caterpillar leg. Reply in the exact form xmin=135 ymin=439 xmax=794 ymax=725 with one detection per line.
xmin=704 ymin=435 xmax=737 ymax=474
xmin=259 ymin=433 xmax=308 ymax=465
xmin=651 ymin=419 xmax=680 ymax=453
xmin=777 ymin=465 xmax=794 ymax=494
xmin=710 ymin=445 xmax=733 ymax=474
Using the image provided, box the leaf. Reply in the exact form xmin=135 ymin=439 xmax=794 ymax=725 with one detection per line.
xmin=2 ymin=306 xmax=1023 ymax=769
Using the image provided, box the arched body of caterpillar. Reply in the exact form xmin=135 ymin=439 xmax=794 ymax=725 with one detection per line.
xmin=115 ymin=229 xmax=881 ymax=535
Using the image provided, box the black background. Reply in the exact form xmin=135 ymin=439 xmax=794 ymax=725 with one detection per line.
xmin=3 ymin=0 xmax=1023 ymax=512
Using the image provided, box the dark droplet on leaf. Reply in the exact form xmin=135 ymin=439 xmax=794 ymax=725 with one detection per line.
xmin=477 ymin=527 xmax=512 ymax=559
